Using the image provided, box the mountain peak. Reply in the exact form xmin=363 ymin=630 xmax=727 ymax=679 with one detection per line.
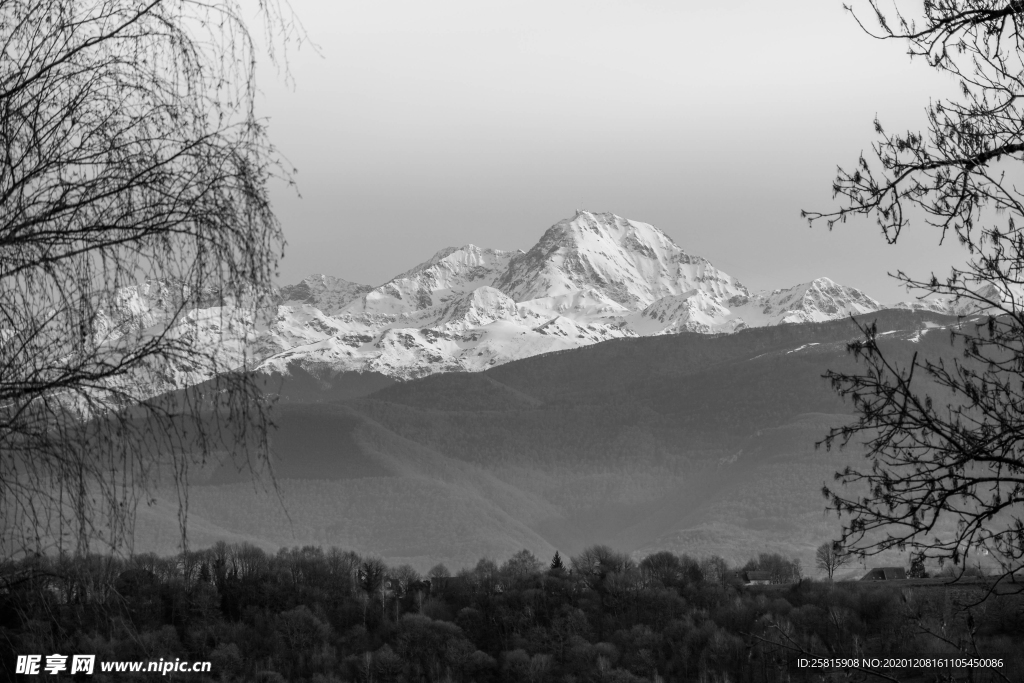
xmin=559 ymin=210 xmax=681 ymax=248
xmin=754 ymin=278 xmax=882 ymax=323
xmin=495 ymin=211 xmax=747 ymax=309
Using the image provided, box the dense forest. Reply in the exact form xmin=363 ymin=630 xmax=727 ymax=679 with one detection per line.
xmin=2 ymin=544 xmax=1021 ymax=682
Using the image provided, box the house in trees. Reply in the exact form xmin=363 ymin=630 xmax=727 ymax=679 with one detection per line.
xmin=860 ymin=567 xmax=907 ymax=581
xmin=727 ymin=571 xmax=772 ymax=585
xmin=744 ymin=571 xmax=771 ymax=585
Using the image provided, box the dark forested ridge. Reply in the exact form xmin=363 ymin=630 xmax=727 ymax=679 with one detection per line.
xmin=3 ymin=544 xmax=1021 ymax=682
xmin=130 ymin=311 xmax=968 ymax=571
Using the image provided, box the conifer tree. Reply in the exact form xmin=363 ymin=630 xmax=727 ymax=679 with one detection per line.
xmin=550 ymin=551 xmax=565 ymax=572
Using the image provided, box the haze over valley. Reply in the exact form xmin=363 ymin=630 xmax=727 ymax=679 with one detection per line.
xmin=136 ymin=308 xmax=964 ymax=575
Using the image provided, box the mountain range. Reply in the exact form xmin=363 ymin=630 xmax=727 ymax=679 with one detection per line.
xmin=97 ymin=210 xmax=981 ymax=385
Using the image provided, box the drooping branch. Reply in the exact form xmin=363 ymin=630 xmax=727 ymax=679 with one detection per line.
xmin=0 ymin=0 xmax=305 ymax=559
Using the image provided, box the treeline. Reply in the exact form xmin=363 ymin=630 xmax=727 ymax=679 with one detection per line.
xmin=1 ymin=544 xmax=1021 ymax=682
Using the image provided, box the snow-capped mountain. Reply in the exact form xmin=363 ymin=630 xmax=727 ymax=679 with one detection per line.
xmin=279 ymin=275 xmax=372 ymax=315
xmin=110 ymin=210 xmax=971 ymax=384
xmin=621 ymin=278 xmax=884 ymax=335
xmin=249 ymin=211 xmax=902 ymax=379
xmin=93 ymin=280 xmax=223 ymax=343
xmin=496 ymin=212 xmax=748 ymax=312
xmin=891 ymin=282 xmax=1007 ymax=317
xmin=345 ymin=245 xmax=516 ymax=317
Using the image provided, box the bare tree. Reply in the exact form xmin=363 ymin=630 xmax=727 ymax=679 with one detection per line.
xmin=815 ymin=541 xmax=849 ymax=581
xmin=358 ymin=558 xmax=387 ymax=626
xmin=743 ymin=552 xmax=802 ymax=584
xmin=0 ymin=0 xmax=304 ymax=559
xmin=805 ymin=1 xmax=1024 ymax=582
xmin=698 ymin=555 xmax=729 ymax=586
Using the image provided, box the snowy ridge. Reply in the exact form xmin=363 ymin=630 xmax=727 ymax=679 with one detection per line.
xmin=108 ymin=211 xmax=976 ymax=384
xmin=890 ymin=282 xmax=1010 ymax=317
xmin=93 ymin=280 xmax=223 ymax=343
xmin=278 ymin=275 xmax=372 ymax=315
xmin=345 ymin=245 xmax=517 ymax=317
xmin=735 ymin=278 xmax=883 ymax=327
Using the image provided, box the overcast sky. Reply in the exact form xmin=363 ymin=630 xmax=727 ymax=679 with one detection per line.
xmin=260 ymin=0 xmax=966 ymax=304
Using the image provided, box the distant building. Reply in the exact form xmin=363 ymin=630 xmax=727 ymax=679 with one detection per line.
xmin=860 ymin=567 xmax=907 ymax=581
xmin=727 ymin=570 xmax=772 ymax=585
xmin=744 ymin=571 xmax=771 ymax=585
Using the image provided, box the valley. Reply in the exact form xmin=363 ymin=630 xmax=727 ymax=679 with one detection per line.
xmin=133 ymin=309 xmax=964 ymax=574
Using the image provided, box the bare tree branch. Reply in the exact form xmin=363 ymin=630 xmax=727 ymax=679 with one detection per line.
xmin=0 ymin=0 xmax=303 ymax=559
xmin=807 ymin=1 xmax=1024 ymax=584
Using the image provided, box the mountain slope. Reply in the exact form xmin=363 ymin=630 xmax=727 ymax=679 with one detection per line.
xmin=128 ymin=310 xmax=965 ymax=571
xmin=342 ymin=245 xmax=517 ymax=317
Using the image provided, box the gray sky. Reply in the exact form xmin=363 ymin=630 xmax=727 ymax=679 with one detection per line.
xmin=261 ymin=0 xmax=967 ymax=304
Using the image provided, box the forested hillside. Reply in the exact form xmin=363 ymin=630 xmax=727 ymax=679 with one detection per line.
xmin=130 ymin=311 xmax=967 ymax=571
xmin=3 ymin=545 xmax=1020 ymax=682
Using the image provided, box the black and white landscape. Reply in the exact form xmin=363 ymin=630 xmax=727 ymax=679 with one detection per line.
xmin=5 ymin=1 xmax=1024 ymax=681
xmin=118 ymin=210 xmax=964 ymax=571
